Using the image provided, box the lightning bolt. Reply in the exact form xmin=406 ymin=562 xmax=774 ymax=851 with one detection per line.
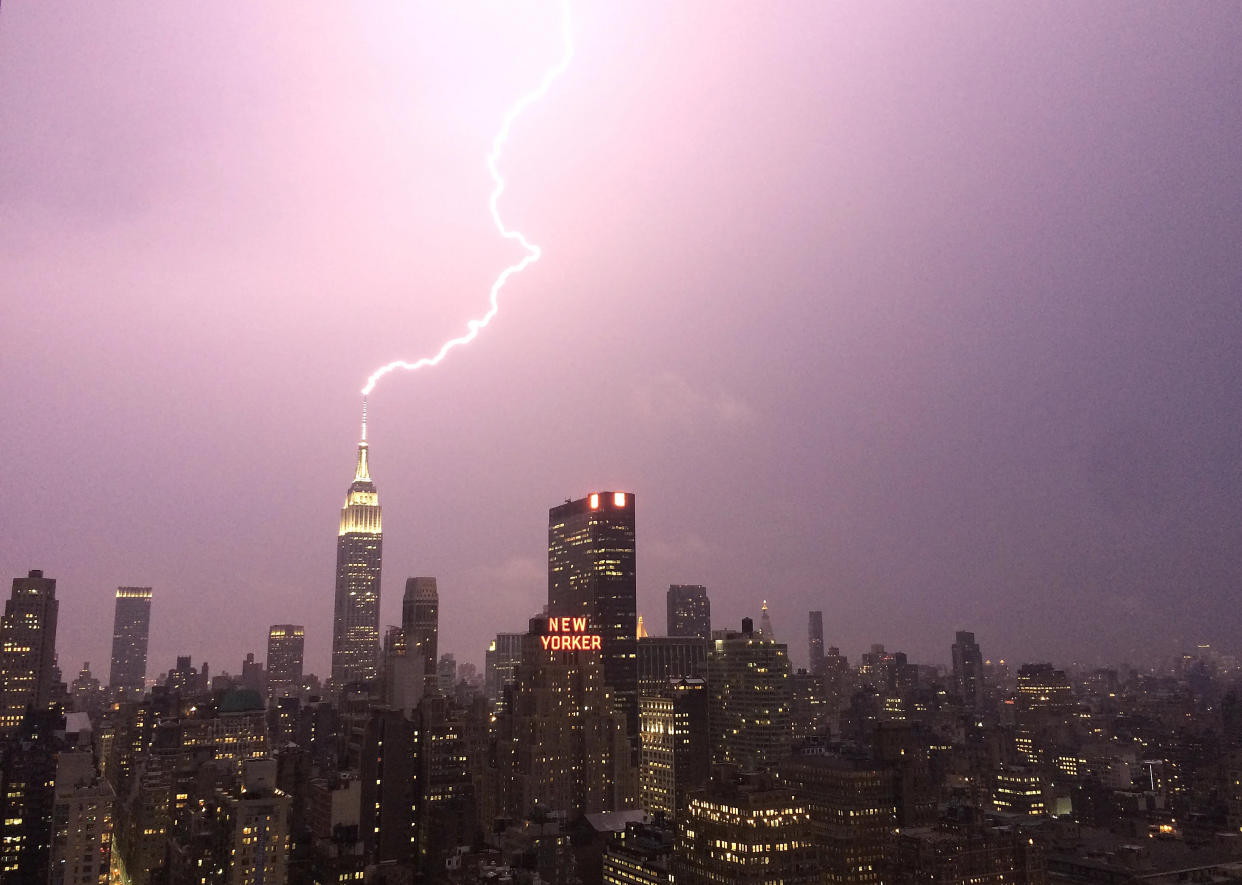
xmin=361 ymin=0 xmax=573 ymax=398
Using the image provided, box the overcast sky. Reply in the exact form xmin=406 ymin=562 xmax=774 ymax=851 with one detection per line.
xmin=3 ymin=2 xmax=1241 ymax=680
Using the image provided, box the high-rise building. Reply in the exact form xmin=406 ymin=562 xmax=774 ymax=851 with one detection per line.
xmin=267 ymin=625 xmax=305 ymax=700
xmin=49 ymin=723 xmax=116 ymax=885
xmin=166 ymin=758 xmax=290 ymax=885
xmin=70 ymin=662 xmax=106 ymax=719
xmin=666 ymin=585 xmax=710 ymax=639
xmin=777 ymin=750 xmax=897 ymax=885
xmin=359 ymin=708 xmax=417 ymax=871
xmin=331 ymin=421 xmax=383 ymax=687
xmin=108 ymin=587 xmax=152 ymax=703
xmin=602 ymin=820 xmax=675 ymax=885
xmin=494 ymin=618 xmax=635 ymax=819
xmin=485 ymin=633 xmax=524 ymax=707
xmin=952 ymin=630 xmax=983 ymax=710
xmin=637 ymin=636 xmax=708 ymax=696
xmin=403 ymin=577 xmax=439 ymax=695
xmin=638 ymin=677 xmax=709 ymax=819
xmin=548 ymin=491 xmax=638 ymax=731
xmin=808 ymin=611 xmax=825 ymax=674
xmin=707 ymin=619 xmax=793 ymax=771
xmin=437 ymin=653 xmax=457 ymax=695
xmin=0 ymin=708 xmax=62 ymax=879
xmin=0 ymin=570 xmax=60 ymax=735
xmin=673 ymin=772 xmax=819 ymax=885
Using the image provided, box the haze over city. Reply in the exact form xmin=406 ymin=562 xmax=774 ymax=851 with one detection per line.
xmin=3 ymin=2 xmax=1242 ymax=679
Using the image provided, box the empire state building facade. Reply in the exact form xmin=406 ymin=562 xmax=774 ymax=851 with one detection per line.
xmin=331 ymin=425 xmax=383 ymax=687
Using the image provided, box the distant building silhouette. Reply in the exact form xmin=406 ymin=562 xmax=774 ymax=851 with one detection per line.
xmin=266 ymin=624 xmax=305 ymax=700
xmin=485 ymin=632 xmax=524 ymax=708
xmin=108 ymin=586 xmax=152 ymax=702
xmin=667 ymin=584 xmax=710 ymax=639
xmin=638 ymin=636 xmax=709 ymax=700
xmin=403 ymin=577 xmax=439 ymax=695
xmin=808 ymin=610 xmax=825 ymax=674
xmin=952 ymin=630 xmax=983 ymax=710
xmin=758 ymin=600 xmax=775 ymax=640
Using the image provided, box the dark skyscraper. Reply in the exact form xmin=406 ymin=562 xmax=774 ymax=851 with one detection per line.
xmin=485 ymin=632 xmax=524 ymax=707
xmin=267 ymin=624 xmax=305 ymax=699
xmin=331 ymin=422 xmax=383 ymax=687
xmin=548 ymin=492 xmax=638 ymax=729
xmin=666 ymin=584 xmax=710 ymax=639
xmin=808 ymin=610 xmax=825 ymax=674
xmin=0 ymin=570 xmax=60 ymax=735
xmin=402 ymin=577 xmax=439 ymax=695
xmin=952 ymin=631 xmax=983 ymax=710
xmin=707 ymin=620 xmax=793 ymax=771
xmin=108 ymin=586 xmax=152 ymax=702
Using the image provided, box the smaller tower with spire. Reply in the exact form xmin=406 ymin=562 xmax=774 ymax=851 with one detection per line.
xmin=758 ymin=600 xmax=775 ymax=641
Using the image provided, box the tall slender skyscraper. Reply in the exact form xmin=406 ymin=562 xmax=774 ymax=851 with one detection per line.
xmin=952 ymin=630 xmax=983 ymax=710
xmin=331 ymin=417 xmax=383 ymax=687
xmin=548 ymin=491 xmax=637 ymax=731
xmin=108 ymin=587 xmax=152 ymax=702
xmin=666 ymin=584 xmax=710 ymax=639
xmin=402 ymin=577 xmax=439 ymax=695
xmin=808 ymin=610 xmax=825 ymax=674
xmin=0 ymin=570 xmax=60 ymax=735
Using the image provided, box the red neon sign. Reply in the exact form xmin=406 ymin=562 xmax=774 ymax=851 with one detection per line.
xmin=541 ymin=617 xmax=602 ymax=651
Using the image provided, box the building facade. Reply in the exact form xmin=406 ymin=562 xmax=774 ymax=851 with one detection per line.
xmin=707 ymin=622 xmax=793 ymax=771
xmin=266 ymin=625 xmax=304 ymax=700
xmin=403 ymin=577 xmax=439 ymax=695
xmin=808 ymin=610 xmax=825 ymax=674
xmin=331 ymin=426 xmax=383 ymax=687
xmin=494 ymin=619 xmax=635 ymax=820
xmin=485 ymin=632 xmax=524 ymax=707
xmin=0 ymin=569 xmax=60 ymax=735
xmin=673 ymin=773 xmax=820 ymax=885
xmin=637 ymin=636 xmax=708 ymax=697
xmin=952 ymin=631 xmax=983 ymax=710
xmin=548 ymin=492 xmax=638 ymax=732
xmin=666 ymin=585 xmax=710 ymax=640
xmin=638 ymin=677 xmax=709 ymax=819
xmin=108 ymin=587 xmax=152 ymax=702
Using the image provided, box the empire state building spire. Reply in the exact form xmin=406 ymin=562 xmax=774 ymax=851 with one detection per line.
xmin=331 ymin=401 xmax=383 ymax=688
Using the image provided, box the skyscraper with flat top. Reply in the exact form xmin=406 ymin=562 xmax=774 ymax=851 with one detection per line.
xmin=951 ymin=631 xmax=983 ymax=710
xmin=331 ymin=421 xmax=383 ymax=687
xmin=549 ymin=491 xmax=637 ymax=731
xmin=108 ymin=587 xmax=152 ymax=701
xmin=0 ymin=570 xmax=59 ymax=735
xmin=267 ymin=625 xmax=305 ymax=699
xmin=667 ymin=584 xmax=710 ymax=639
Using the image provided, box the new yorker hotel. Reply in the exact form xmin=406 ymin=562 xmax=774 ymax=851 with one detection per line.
xmin=548 ymin=491 xmax=637 ymax=733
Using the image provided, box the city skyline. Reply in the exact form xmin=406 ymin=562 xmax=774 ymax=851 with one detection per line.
xmin=4 ymin=4 xmax=1242 ymax=677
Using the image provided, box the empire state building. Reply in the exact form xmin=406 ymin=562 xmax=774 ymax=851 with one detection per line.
xmin=331 ymin=414 xmax=382 ymax=686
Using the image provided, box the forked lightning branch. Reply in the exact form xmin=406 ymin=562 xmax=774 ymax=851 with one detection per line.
xmin=360 ymin=0 xmax=573 ymax=404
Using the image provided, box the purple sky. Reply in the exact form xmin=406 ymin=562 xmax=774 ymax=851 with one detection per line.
xmin=3 ymin=3 xmax=1241 ymax=681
